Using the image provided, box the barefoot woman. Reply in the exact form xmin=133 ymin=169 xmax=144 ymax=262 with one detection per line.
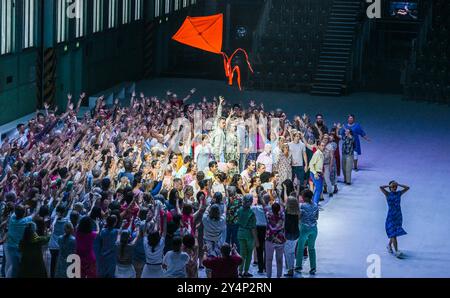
xmin=380 ymin=181 xmax=410 ymax=257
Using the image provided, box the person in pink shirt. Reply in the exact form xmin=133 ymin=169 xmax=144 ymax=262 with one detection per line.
xmin=76 ymin=216 xmax=99 ymax=278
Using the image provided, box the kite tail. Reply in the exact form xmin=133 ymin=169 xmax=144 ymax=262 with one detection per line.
xmin=222 ymin=49 xmax=252 ymax=91
xmin=229 ymin=65 xmax=242 ymax=91
xmin=221 ymin=52 xmax=231 ymax=78
xmin=229 ymin=48 xmax=254 ymax=74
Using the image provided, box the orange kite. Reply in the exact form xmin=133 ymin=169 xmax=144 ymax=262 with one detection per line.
xmin=172 ymin=13 xmax=253 ymax=90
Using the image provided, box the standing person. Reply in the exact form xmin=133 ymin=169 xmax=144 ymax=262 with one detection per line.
xmin=225 ymin=119 xmax=240 ymax=164
xmin=240 ymin=160 xmax=256 ymax=191
xmin=142 ymin=210 xmax=167 ymax=278
xmin=48 ymin=204 xmax=70 ymax=278
xmin=132 ymin=220 xmax=146 ymax=278
xmin=284 ymin=197 xmax=300 ymax=277
xmin=202 ymin=243 xmax=243 ymax=278
xmin=340 ymin=114 xmax=370 ymax=171
xmin=272 ymin=136 xmax=285 ymax=168
xmin=162 ymin=236 xmax=190 ymax=278
xmin=210 ymin=97 xmax=227 ymax=162
xmin=309 ymin=142 xmax=326 ymax=206
xmin=76 ymin=216 xmax=99 ymax=278
xmin=276 ymin=144 xmax=293 ymax=190
xmin=5 ymin=201 xmax=41 ymax=278
xmin=311 ymin=114 xmax=329 ymax=141
xmin=295 ymin=190 xmax=319 ymax=275
xmin=97 ymin=215 xmax=119 ymax=278
xmin=115 ymin=229 xmax=139 ymax=278
xmin=265 ymin=203 xmax=286 ymax=278
xmin=211 ymin=172 xmax=227 ymax=196
xmin=182 ymin=234 xmax=199 ymax=278
xmin=195 ymin=135 xmax=213 ymax=173
xmin=322 ymin=135 xmax=336 ymax=198
xmin=380 ymin=181 xmax=410 ymax=258
xmin=256 ymin=144 xmax=274 ymax=173
xmin=330 ymin=126 xmax=342 ymax=180
xmin=237 ymin=195 xmax=258 ymax=278
xmin=251 ymin=194 xmax=268 ymax=274
xmin=225 ymin=186 xmax=242 ymax=251
xmin=289 ymin=133 xmax=309 ymax=190
xmin=55 ymin=222 xmax=76 ymax=278
xmin=18 ymin=223 xmax=50 ymax=278
xmin=341 ymin=129 xmax=355 ymax=185
xmin=202 ymin=204 xmax=226 ymax=260
xmin=196 ymin=192 xmax=207 ymax=269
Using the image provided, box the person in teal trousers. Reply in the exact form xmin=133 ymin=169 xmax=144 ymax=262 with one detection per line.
xmin=295 ymin=190 xmax=319 ymax=275
xmin=237 ymin=195 xmax=258 ymax=278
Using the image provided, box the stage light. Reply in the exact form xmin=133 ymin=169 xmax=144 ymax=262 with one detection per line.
xmin=236 ymin=26 xmax=247 ymax=39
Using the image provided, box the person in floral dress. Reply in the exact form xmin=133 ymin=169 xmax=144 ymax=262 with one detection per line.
xmin=276 ymin=144 xmax=293 ymax=187
xmin=264 ymin=202 xmax=286 ymax=278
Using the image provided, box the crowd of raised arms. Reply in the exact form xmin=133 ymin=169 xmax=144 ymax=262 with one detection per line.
xmin=0 ymin=89 xmax=369 ymax=278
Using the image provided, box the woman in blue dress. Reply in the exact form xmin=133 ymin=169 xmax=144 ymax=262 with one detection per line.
xmin=380 ymin=181 xmax=410 ymax=258
xmin=340 ymin=114 xmax=370 ymax=171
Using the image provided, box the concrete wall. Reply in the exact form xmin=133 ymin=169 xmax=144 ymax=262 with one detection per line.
xmin=0 ymin=0 xmax=203 ymax=125
xmin=0 ymin=49 xmax=38 ymax=125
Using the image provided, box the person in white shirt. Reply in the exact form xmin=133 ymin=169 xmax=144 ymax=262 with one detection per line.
xmin=194 ymin=135 xmax=213 ymax=173
xmin=256 ymin=144 xmax=273 ymax=173
xmin=142 ymin=209 xmax=167 ymax=278
xmin=272 ymin=136 xmax=285 ymax=170
xmin=162 ymin=237 xmax=190 ymax=278
xmin=211 ymin=172 xmax=227 ymax=196
xmin=10 ymin=124 xmax=28 ymax=149
xmin=240 ymin=160 xmax=256 ymax=191
xmin=288 ymin=133 xmax=309 ymax=189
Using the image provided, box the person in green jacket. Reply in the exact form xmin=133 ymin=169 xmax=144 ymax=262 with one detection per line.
xmin=237 ymin=195 xmax=258 ymax=278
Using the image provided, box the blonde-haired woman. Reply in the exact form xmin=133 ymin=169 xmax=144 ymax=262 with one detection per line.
xmin=276 ymin=144 xmax=292 ymax=187
xmin=284 ymin=196 xmax=300 ymax=277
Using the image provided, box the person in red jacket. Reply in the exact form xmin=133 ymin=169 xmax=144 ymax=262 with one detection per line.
xmin=202 ymin=243 xmax=242 ymax=279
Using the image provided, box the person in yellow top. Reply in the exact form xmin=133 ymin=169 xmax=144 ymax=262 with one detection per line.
xmin=309 ymin=141 xmax=326 ymax=206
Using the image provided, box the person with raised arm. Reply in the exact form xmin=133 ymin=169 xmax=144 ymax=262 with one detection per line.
xmin=339 ymin=114 xmax=370 ymax=171
xmin=141 ymin=202 xmax=167 ymax=278
xmin=210 ymin=96 xmax=227 ymax=162
xmin=380 ymin=181 xmax=410 ymax=258
xmin=203 ymin=243 xmax=243 ymax=279
xmin=4 ymin=194 xmax=43 ymax=278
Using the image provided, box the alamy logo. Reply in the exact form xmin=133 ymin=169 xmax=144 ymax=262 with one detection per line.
xmin=66 ymin=0 xmax=82 ymax=19
xmin=366 ymin=0 xmax=382 ymax=19
xmin=66 ymin=254 xmax=81 ymax=278
xmin=366 ymin=254 xmax=382 ymax=278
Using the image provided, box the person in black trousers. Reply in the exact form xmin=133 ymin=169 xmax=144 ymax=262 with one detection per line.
xmin=252 ymin=193 xmax=269 ymax=274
